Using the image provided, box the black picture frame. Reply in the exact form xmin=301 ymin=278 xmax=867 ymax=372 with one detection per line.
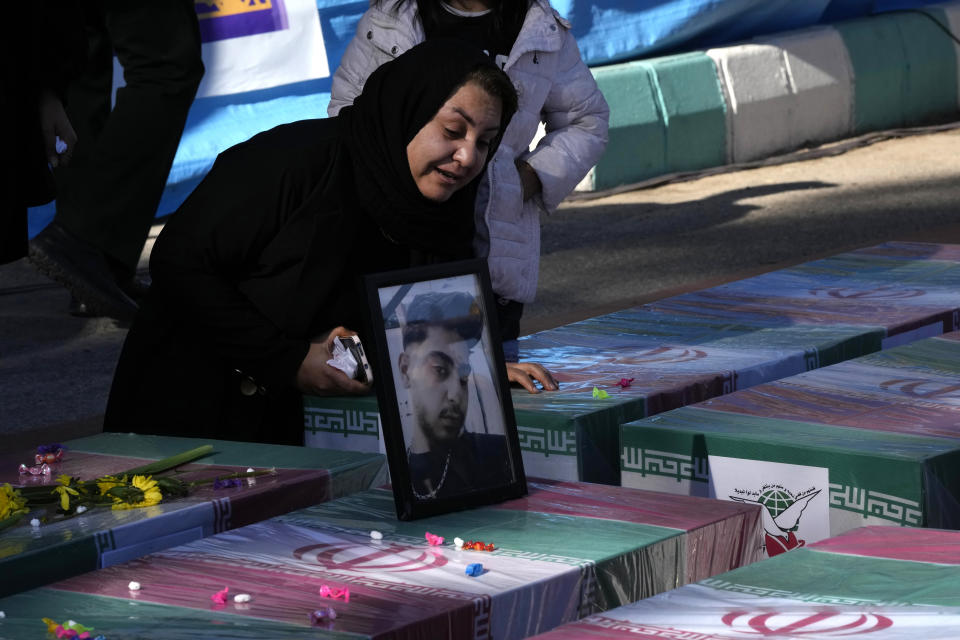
xmin=364 ymin=259 xmax=527 ymax=520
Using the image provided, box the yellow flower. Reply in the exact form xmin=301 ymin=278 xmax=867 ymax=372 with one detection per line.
xmin=97 ymin=474 xmax=125 ymax=495
xmin=112 ymin=475 xmax=163 ymax=510
xmin=52 ymin=484 xmax=79 ymax=511
xmin=0 ymin=484 xmax=28 ymax=520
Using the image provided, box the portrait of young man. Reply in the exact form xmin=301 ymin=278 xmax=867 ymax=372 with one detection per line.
xmin=395 ymin=290 xmax=514 ymax=501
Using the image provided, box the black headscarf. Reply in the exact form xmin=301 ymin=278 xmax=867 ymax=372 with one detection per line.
xmin=337 ymin=38 xmax=508 ymax=260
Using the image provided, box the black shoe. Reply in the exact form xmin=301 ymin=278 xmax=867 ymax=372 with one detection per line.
xmin=29 ymin=222 xmax=139 ymax=322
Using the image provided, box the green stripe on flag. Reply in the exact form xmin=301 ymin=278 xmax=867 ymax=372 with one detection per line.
xmin=702 ymin=547 xmax=960 ymax=608
xmin=67 ymin=432 xmax=379 ymax=470
xmin=0 ymin=588 xmax=350 ymax=639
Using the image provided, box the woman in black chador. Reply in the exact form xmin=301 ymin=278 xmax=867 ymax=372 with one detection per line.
xmin=105 ymin=39 xmax=555 ymax=444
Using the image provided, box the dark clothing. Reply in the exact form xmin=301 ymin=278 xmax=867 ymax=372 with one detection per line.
xmin=105 ymin=40 xmax=506 ymax=444
xmin=105 ymin=118 xmax=407 ymax=443
xmin=495 ymin=298 xmax=523 ymax=352
xmin=2 ymin=0 xmax=85 ymax=264
xmin=408 ymin=432 xmax=513 ymax=500
xmin=428 ymin=9 xmax=518 ymax=67
xmin=53 ymin=0 xmax=203 ymax=275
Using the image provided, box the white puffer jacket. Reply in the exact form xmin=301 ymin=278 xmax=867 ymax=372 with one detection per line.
xmin=329 ymin=0 xmax=609 ymax=303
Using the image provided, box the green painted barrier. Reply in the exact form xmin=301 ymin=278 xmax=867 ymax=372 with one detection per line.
xmin=592 ymin=53 xmax=727 ymax=191
xmin=838 ymin=10 xmax=958 ymax=133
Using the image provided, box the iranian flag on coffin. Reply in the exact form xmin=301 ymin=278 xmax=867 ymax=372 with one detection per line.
xmin=620 ymin=407 xmax=959 ymax=542
xmin=533 ymin=534 xmax=960 ymax=639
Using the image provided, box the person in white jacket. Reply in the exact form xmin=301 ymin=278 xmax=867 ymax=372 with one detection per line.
xmin=330 ymin=0 xmax=609 ymax=365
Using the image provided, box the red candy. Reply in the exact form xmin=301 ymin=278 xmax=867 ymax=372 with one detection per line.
xmin=35 ymin=449 xmax=64 ymax=465
xmin=463 ymin=540 xmax=495 ymax=552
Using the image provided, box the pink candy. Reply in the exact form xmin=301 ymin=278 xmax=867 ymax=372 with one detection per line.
xmin=319 ymin=585 xmax=350 ymax=602
xmin=18 ymin=462 xmax=51 ymax=476
xmin=425 ymin=531 xmax=444 ymax=546
xmin=210 ymin=586 xmax=229 ymax=605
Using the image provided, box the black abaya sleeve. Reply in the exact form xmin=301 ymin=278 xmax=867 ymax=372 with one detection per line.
xmin=147 ymin=118 xmax=348 ymax=391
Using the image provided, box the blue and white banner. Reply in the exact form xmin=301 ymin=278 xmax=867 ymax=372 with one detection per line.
xmin=193 ymin=0 xmax=328 ymax=98
xmin=27 ymin=0 xmax=952 ymax=237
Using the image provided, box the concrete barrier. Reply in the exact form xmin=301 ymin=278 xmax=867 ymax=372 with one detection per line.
xmin=591 ymin=53 xmax=726 ymax=191
xmin=935 ymin=2 xmax=960 ymax=110
xmin=837 ymin=10 xmax=958 ymax=132
xmin=592 ymin=61 xmax=666 ymax=190
xmin=584 ymin=2 xmax=960 ymax=193
xmin=710 ymin=27 xmax=853 ymax=163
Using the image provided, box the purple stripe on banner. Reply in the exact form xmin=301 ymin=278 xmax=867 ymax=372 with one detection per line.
xmin=196 ymin=0 xmax=288 ymax=43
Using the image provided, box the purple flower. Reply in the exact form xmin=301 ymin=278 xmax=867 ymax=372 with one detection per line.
xmin=37 ymin=444 xmax=65 ymax=454
xmin=213 ymin=477 xmax=243 ymax=490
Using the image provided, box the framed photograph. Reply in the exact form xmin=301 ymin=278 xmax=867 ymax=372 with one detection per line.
xmin=364 ymin=259 xmax=527 ymax=520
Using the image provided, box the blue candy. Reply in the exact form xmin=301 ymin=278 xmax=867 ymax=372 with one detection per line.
xmin=465 ymin=563 xmax=484 ymax=577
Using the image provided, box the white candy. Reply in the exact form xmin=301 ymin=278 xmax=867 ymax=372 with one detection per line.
xmin=370 ymin=530 xmax=383 ymax=540
xmin=234 ymin=593 xmax=252 ymax=603
xmin=454 ymin=537 xmax=465 ymax=549
xmin=76 ymin=505 xmax=88 ymax=514
xmin=0 ymin=611 xmax=6 ymax=618
xmin=128 ymin=581 xmax=141 ymax=591
xmin=30 ymin=518 xmax=40 ymax=528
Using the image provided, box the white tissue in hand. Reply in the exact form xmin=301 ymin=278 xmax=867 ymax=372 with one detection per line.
xmin=326 ymin=339 xmax=359 ymax=378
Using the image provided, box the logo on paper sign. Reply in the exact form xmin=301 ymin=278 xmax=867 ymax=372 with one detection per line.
xmin=293 ymin=542 xmax=447 ymax=573
xmin=729 ymin=484 xmax=821 ymax=557
xmin=722 ymin=610 xmax=893 ymax=636
xmin=195 ymin=0 xmax=289 ymax=43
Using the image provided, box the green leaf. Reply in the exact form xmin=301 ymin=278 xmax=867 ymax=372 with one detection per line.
xmin=0 ymin=512 xmax=26 ymax=533
xmin=119 ymin=445 xmax=214 ymax=477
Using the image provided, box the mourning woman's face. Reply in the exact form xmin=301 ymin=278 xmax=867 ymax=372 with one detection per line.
xmin=406 ymin=81 xmax=502 ymax=203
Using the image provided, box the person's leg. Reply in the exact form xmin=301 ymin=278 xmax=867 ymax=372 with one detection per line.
xmin=55 ymin=0 xmax=203 ymax=275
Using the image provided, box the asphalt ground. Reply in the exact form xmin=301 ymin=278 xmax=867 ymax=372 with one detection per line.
xmin=3 ymin=123 xmax=960 ymax=451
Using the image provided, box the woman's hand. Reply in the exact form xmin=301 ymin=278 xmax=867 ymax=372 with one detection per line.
xmin=39 ymin=89 xmax=76 ymax=168
xmin=506 ymin=361 xmax=558 ymax=394
xmin=516 ymin=160 xmax=542 ymax=202
xmin=295 ymin=326 xmax=370 ymax=396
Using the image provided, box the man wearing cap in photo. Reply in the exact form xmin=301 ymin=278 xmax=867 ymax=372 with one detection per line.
xmin=398 ymin=290 xmax=513 ymax=500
